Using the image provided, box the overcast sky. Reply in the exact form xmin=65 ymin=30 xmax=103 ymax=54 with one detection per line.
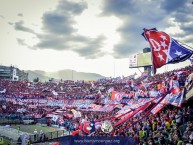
xmin=0 ymin=0 xmax=193 ymax=77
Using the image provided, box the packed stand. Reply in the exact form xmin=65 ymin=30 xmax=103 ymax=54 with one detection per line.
xmin=0 ymin=65 xmax=193 ymax=144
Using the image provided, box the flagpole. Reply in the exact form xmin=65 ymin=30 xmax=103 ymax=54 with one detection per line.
xmin=72 ymin=70 xmax=73 ymax=81
xmin=137 ymin=68 xmax=142 ymax=73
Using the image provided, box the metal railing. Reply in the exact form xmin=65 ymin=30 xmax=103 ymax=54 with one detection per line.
xmin=27 ymin=130 xmax=67 ymax=144
xmin=0 ymin=118 xmax=22 ymax=125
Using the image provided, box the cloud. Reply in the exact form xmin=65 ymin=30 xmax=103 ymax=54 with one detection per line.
xmin=42 ymin=12 xmax=77 ymax=34
xmin=35 ymin=34 xmax=69 ymax=50
xmin=57 ymin=0 xmax=87 ymax=15
xmin=40 ymin=0 xmax=87 ymax=37
xmin=14 ymin=0 xmax=106 ymax=59
xmin=0 ymin=15 xmax=4 ymax=19
xmin=165 ymin=1 xmax=193 ymax=45
xmin=101 ymin=0 xmax=168 ymax=58
xmin=17 ymin=13 xmax=23 ymax=17
xmin=14 ymin=20 xmax=35 ymax=34
xmin=181 ymin=22 xmax=193 ymax=35
xmin=13 ymin=0 xmax=192 ymax=59
xmin=101 ymin=0 xmax=193 ymax=58
xmin=183 ymin=36 xmax=193 ymax=44
xmin=36 ymin=0 xmax=107 ymax=58
xmin=101 ymin=0 xmax=135 ymax=17
xmin=73 ymin=35 xmax=106 ymax=58
xmin=112 ymin=23 xmax=147 ymax=58
xmin=35 ymin=33 xmax=106 ymax=58
xmin=160 ymin=0 xmax=188 ymax=13
xmin=17 ymin=38 xmax=26 ymax=45
xmin=17 ymin=38 xmax=32 ymax=48
xmin=8 ymin=22 xmax=14 ymax=25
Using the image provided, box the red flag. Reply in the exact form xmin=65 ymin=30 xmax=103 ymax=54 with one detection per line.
xmin=72 ymin=130 xmax=80 ymax=136
xmin=143 ymin=28 xmax=170 ymax=74
xmin=111 ymin=91 xmax=116 ymax=100
xmin=143 ymin=28 xmax=193 ymax=74
xmin=83 ymin=121 xmax=90 ymax=134
xmin=111 ymin=91 xmax=123 ymax=102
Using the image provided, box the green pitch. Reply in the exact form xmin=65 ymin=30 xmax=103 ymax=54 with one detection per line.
xmin=0 ymin=124 xmax=68 ymax=144
xmin=11 ymin=124 xmax=60 ymax=134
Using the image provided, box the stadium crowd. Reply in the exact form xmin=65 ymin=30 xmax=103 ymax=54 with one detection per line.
xmin=0 ymin=65 xmax=193 ymax=145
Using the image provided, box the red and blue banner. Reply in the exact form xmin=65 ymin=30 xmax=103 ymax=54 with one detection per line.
xmin=142 ymin=28 xmax=193 ymax=74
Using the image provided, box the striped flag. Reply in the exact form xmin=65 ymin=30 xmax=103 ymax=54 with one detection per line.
xmin=151 ymin=104 xmax=165 ymax=115
xmin=168 ymin=88 xmax=184 ymax=107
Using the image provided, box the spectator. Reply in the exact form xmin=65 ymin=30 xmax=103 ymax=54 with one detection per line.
xmin=175 ymin=111 xmax=183 ymax=127
xmin=34 ymin=129 xmax=37 ymax=141
xmin=39 ymin=130 xmax=43 ymax=141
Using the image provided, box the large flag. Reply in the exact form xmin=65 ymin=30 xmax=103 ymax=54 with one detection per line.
xmin=80 ymin=120 xmax=95 ymax=135
xmin=111 ymin=91 xmax=123 ymax=102
xmin=168 ymin=88 xmax=184 ymax=107
xmin=142 ymin=28 xmax=193 ymax=74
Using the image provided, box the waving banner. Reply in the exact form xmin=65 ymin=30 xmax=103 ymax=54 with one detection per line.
xmin=142 ymin=28 xmax=193 ymax=74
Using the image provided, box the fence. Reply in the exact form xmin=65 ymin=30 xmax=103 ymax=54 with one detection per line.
xmin=0 ymin=124 xmax=67 ymax=144
xmin=16 ymin=130 xmax=67 ymax=144
xmin=0 ymin=118 xmax=22 ymax=125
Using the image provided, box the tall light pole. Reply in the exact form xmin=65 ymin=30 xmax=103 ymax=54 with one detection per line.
xmin=113 ymin=61 xmax=115 ymax=78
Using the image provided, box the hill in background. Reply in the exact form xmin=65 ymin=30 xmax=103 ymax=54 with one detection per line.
xmin=26 ymin=69 xmax=105 ymax=82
